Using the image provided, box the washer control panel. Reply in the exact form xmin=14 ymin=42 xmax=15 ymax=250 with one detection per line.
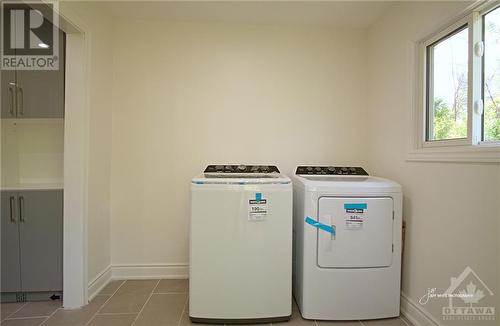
xmin=296 ymin=166 xmax=368 ymax=176
xmin=204 ymin=165 xmax=280 ymax=174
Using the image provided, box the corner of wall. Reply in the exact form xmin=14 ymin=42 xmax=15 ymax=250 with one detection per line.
xmin=87 ymin=264 xmax=112 ymax=302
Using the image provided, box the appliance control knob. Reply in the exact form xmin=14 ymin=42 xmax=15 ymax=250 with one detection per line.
xmin=261 ymin=166 xmax=269 ymax=171
xmin=237 ymin=165 xmax=246 ymax=171
xmin=327 ymin=166 xmax=335 ymax=172
xmin=306 ymin=167 xmax=313 ymax=171
xmin=215 ymin=165 xmax=224 ymax=170
xmin=341 ymin=167 xmax=348 ymax=171
xmin=225 ymin=165 xmax=233 ymax=170
xmin=315 ymin=167 xmax=322 ymax=171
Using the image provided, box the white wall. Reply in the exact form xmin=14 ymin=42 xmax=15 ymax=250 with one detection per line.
xmin=59 ymin=2 xmax=114 ymax=292
xmin=109 ymin=20 xmax=369 ymax=271
xmin=367 ymin=2 xmax=499 ymax=325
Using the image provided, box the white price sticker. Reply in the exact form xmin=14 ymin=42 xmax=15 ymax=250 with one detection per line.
xmin=344 ymin=205 xmax=365 ymax=231
xmin=249 ymin=199 xmax=267 ymax=221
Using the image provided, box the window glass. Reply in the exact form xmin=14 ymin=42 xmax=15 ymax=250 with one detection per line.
xmin=483 ymin=7 xmax=500 ymax=141
xmin=427 ymin=27 xmax=469 ymax=141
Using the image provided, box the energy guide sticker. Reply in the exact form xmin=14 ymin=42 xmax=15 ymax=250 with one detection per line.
xmin=249 ymin=193 xmax=267 ymax=221
xmin=344 ymin=203 xmax=367 ymax=231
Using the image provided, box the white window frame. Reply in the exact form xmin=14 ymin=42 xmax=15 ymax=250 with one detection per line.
xmin=409 ymin=1 xmax=500 ymax=163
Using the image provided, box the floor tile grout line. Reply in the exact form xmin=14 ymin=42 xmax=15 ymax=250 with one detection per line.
xmin=38 ymin=304 xmax=65 ymax=326
xmin=94 ymin=312 xmax=138 ymax=316
xmin=84 ymin=279 xmax=127 ymax=326
xmin=130 ymin=279 xmax=161 ymax=326
xmin=6 ymin=301 xmax=61 ymax=323
xmin=83 ymin=279 xmax=127 ymax=326
xmin=3 ymin=302 xmax=28 ymax=320
xmin=153 ymin=291 xmax=188 ymax=295
xmin=399 ymin=315 xmax=412 ymax=326
xmin=4 ymin=315 xmax=51 ymax=320
xmin=177 ymin=294 xmax=189 ymax=326
xmin=151 ymin=279 xmax=162 ymax=294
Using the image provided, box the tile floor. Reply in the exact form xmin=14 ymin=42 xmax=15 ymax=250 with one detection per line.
xmin=0 ymin=280 xmax=413 ymax=326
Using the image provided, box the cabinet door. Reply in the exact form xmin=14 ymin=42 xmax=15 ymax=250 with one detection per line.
xmin=1 ymin=191 xmax=22 ymax=292
xmin=15 ymin=32 xmax=65 ymax=119
xmin=1 ymin=70 xmax=17 ymax=118
xmin=18 ymin=190 xmax=63 ymax=292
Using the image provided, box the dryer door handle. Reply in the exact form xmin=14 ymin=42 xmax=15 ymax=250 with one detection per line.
xmin=305 ymin=217 xmax=336 ymax=237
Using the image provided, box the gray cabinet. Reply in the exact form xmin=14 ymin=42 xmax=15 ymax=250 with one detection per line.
xmin=1 ymin=190 xmax=63 ymax=295
xmin=15 ymin=66 xmax=65 ymax=118
xmin=1 ymin=70 xmax=17 ymax=118
xmin=1 ymin=192 xmax=22 ymax=293
xmin=19 ymin=190 xmax=63 ymax=292
xmin=1 ymin=31 xmax=65 ymax=119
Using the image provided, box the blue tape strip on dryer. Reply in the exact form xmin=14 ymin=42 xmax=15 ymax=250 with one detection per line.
xmin=305 ymin=217 xmax=336 ymax=236
xmin=344 ymin=203 xmax=367 ymax=210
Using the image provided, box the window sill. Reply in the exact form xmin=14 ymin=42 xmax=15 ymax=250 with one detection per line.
xmin=407 ymin=145 xmax=500 ymax=163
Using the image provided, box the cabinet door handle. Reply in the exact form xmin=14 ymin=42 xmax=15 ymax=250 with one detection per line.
xmin=17 ymin=86 xmax=24 ymax=116
xmin=9 ymin=196 xmax=16 ymax=223
xmin=8 ymin=84 xmax=16 ymax=117
xmin=19 ymin=196 xmax=25 ymax=222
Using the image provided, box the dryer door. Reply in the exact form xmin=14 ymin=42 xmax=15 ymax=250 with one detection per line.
xmin=317 ymin=197 xmax=393 ymax=268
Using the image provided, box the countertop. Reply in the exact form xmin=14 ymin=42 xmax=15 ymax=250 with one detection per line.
xmin=1 ymin=183 xmax=63 ymax=191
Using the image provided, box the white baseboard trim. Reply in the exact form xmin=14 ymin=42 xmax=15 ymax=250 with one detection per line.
xmin=111 ymin=263 xmax=189 ymax=280
xmin=87 ymin=264 xmax=112 ymax=302
xmin=87 ymin=263 xmax=188 ymax=301
xmin=401 ymin=293 xmax=444 ymax=326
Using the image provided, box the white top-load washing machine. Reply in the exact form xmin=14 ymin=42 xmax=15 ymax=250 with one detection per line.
xmin=190 ymin=165 xmax=292 ymax=324
xmin=292 ymin=166 xmax=402 ymax=321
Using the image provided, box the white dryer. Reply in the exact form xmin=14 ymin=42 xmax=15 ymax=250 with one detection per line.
xmin=292 ymin=166 xmax=402 ymax=321
xmin=190 ymin=165 xmax=292 ymax=324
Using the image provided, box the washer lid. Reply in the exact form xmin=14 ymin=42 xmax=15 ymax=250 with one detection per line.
xmin=192 ymin=173 xmax=291 ymax=185
xmin=193 ymin=165 xmax=290 ymax=184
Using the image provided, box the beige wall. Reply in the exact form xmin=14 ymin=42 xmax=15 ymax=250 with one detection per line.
xmin=59 ymin=2 xmax=114 ymax=287
xmin=85 ymin=8 xmax=114 ymax=287
xmin=57 ymin=2 xmax=499 ymax=317
xmin=109 ymin=20 xmax=369 ymax=266
xmin=368 ymin=2 xmax=499 ymax=325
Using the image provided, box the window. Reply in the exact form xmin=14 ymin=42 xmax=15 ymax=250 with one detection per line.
xmin=426 ymin=26 xmax=469 ymax=141
xmin=483 ymin=7 xmax=500 ymax=142
xmin=412 ymin=3 xmax=500 ymax=162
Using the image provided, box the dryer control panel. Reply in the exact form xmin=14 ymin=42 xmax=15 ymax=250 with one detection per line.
xmin=296 ymin=166 xmax=368 ymax=176
xmin=204 ymin=165 xmax=280 ymax=174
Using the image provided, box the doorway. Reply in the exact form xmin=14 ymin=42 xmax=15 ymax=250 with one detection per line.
xmin=1 ymin=20 xmax=66 ymax=304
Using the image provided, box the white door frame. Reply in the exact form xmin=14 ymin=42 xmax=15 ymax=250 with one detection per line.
xmin=58 ymin=10 xmax=90 ymax=309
